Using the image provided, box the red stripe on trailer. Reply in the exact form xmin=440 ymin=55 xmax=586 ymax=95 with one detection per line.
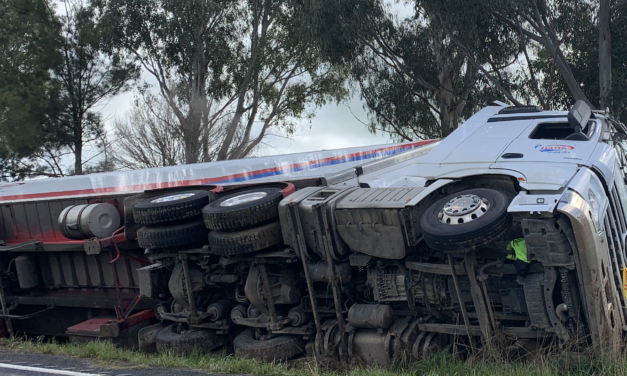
xmin=0 ymin=140 xmax=436 ymax=202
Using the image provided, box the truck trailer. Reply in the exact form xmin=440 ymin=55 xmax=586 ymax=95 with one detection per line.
xmin=0 ymin=100 xmax=624 ymax=365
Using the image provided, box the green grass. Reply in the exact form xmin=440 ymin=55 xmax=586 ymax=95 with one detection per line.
xmin=0 ymin=337 xmax=625 ymax=376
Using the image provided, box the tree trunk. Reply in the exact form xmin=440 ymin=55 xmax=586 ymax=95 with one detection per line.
xmin=437 ymin=69 xmax=456 ymax=137
xmin=182 ymin=49 xmax=208 ymax=165
xmin=74 ymin=136 xmax=82 ymax=175
xmin=182 ymin=119 xmax=197 ymax=165
xmin=550 ymin=45 xmax=594 ymax=108
xmin=599 ymin=0 xmax=612 ymax=110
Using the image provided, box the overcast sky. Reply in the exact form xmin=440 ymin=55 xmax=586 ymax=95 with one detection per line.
xmin=98 ymin=1 xmax=415 ymax=158
xmin=100 ymin=85 xmax=394 ymax=157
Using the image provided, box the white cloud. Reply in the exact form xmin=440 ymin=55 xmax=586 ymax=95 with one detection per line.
xmin=259 ymin=95 xmax=394 ymax=156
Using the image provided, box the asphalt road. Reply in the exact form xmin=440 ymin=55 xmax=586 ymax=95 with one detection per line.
xmin=0 ymin=349 xmax=246 ymax=376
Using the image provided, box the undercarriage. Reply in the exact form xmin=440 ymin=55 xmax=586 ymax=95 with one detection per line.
xmin=0 ymin=171 xmax=621 ymax=366
xmin=110 ymin=173 xmax=618 ymax=365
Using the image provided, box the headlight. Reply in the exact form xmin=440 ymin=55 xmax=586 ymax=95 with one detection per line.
xmin=588 ymin=189 xmax=603 ymax=233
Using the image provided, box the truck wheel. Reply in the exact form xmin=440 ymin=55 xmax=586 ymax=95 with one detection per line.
xmin=202 ymin=188 xmax=283 ymax=231
xmin=420 ymin=188 xmax=510 ymax=253
xmin=233 ymin=328 xmax=305 ymax=361
xmin=208 ymin=221 xmax=283 ymax=256
xmin=156 ymin=324 xmax=227 ymax=355
xmin=133 ymin=190 xmax=209 ymax=225
xmin=137 ymin=220 xmax=208 ymax=249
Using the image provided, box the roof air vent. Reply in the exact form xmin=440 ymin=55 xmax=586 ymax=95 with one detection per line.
xmin=498 ymin=105 xmax=543 ymax=114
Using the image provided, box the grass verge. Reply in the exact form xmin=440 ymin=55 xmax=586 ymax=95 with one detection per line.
xmin=0 ymin=337 xmax=625 ymax=376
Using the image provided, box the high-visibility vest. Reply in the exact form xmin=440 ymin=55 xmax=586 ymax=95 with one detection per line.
xmin=506 ymin=238 xmax=529 ymax=263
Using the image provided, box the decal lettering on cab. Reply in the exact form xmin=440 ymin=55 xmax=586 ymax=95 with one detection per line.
xmin=534 ymin=144 xmax=575 ymax=154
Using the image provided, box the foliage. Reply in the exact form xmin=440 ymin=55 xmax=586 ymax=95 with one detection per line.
xmin=0 ymin=0 xmax=136 ymax=179
xmin=303 ymin=0 xmax=520 ymax=138
xmin=602 ymin=2 xmax=627 ymax=120
xmin=51 ymin=0 xmax=138 ymax=175
xmin=5 ymin=0 xmax=627 ymax=172
xmin=420 ymin=0 xmax=627 ymax=123
xmin=0 ymin=0 xmax=61 ymax=178
xmin=96 ymin=0 xmax=347 ymax=165
xmin=302 ymin=0 xmax=627 ymax=139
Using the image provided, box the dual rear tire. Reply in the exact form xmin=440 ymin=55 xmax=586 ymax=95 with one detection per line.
xmin=134 ymin=190 xmax=210 ymax=249
xmin=134 ymin=187 xmax=284 ymax=253
xmin=144 ymin=187 xmax=292 ymax=357
xmin=203 ymin=188 xmax=284 ymax=255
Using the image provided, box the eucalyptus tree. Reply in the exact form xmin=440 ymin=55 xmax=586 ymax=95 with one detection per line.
xmin=97 ymin=0 xmax=346 ymax=164
xmin=302 ymin=0 xmax=519 ymax=138
xmin=425 ymin=0 xmax=627 ymax=119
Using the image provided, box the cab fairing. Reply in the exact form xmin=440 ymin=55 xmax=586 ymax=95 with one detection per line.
xmin=356 ymin=106 xmax=619 ymax=217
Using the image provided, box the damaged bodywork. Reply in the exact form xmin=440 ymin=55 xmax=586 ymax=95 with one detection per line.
xmin=0 ymin=101 xmax=625 ymax=365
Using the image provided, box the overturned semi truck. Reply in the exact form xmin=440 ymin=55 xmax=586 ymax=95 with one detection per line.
xmin=0 ymin=100 xmax=626 ymax=365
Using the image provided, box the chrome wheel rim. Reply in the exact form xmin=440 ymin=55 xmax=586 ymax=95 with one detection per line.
xmin=438 ymin=194 xmax=489 ymax=225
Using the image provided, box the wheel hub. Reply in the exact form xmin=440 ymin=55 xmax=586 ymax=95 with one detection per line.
xmin=438 ymin=194 xmax=489 ymax=225
xmin=220 ymin=192 xmax=267 ymax=207
xmin=151 ymin=193 xmax=195 ymax=203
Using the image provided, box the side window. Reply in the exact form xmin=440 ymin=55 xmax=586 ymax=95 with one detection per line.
xmin=529 ymin=121 xmax=595 ymax=140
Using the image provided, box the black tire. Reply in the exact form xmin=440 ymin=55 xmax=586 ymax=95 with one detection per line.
xmin=233 ymin=328 xmax=305 ymax=361
xmin=133 ymin=190 xmax=209 ymax=225
xmin=208 ymin=221 xmax=283 ymax=256
xmin=202 ymin=188 xmax=283 ymax=231
xmin=420 ymin=188 xmax=511 ymax=253
xmin=156 ymin=324 xmax=227 ymax=355
xmin=137 ymin=220 xmax=208 ymax=249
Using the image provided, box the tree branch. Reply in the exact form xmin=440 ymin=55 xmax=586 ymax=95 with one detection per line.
xmin=448 ymin=34 xmax=522 ymax=106
xmin=612 ymin=0 xmax=627 ymax=12
xmin=522 ymin=41 xmax=547 ymax=109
